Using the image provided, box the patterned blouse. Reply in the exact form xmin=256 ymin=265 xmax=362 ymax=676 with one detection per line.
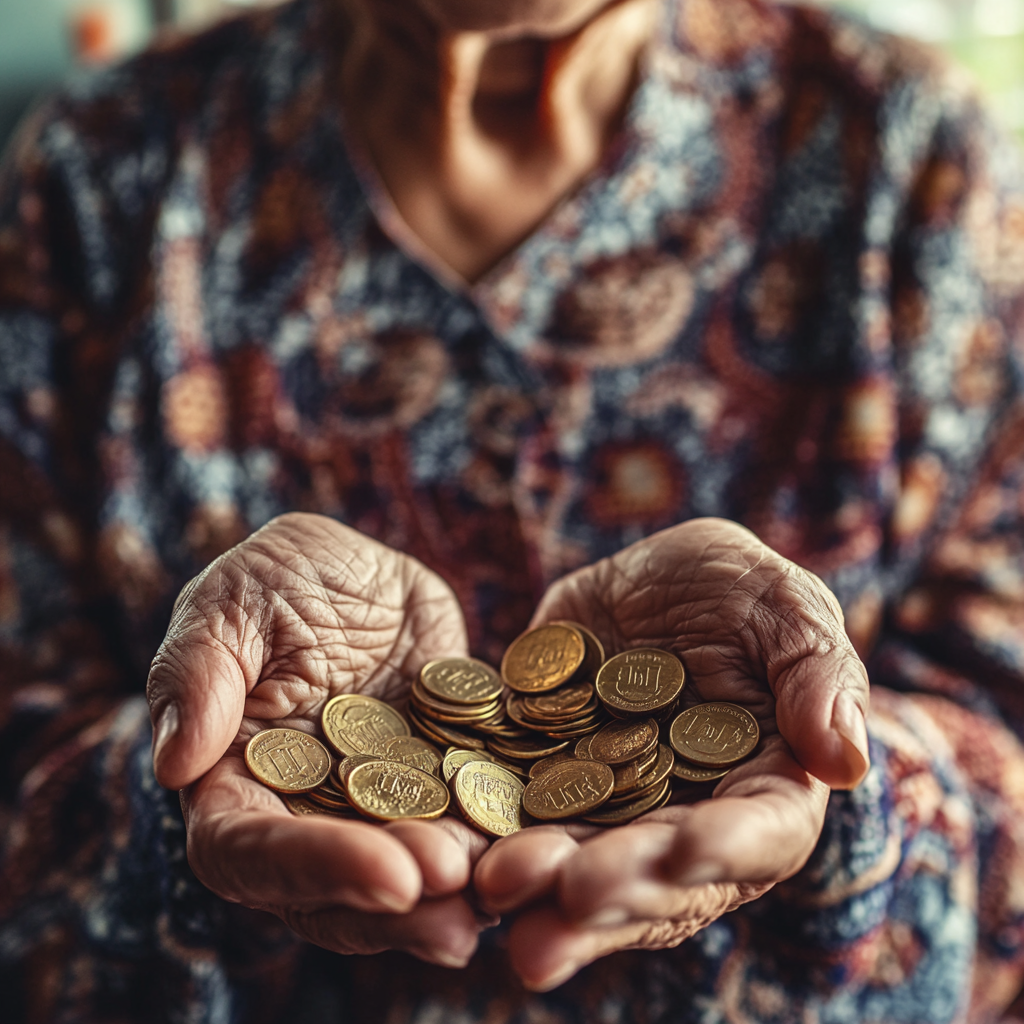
xmin=3 ymin=0 xmax=1024 ymax=1020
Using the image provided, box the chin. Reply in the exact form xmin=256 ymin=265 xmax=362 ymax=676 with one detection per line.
xmin=418 ymin=0 xmax=613 ymax=35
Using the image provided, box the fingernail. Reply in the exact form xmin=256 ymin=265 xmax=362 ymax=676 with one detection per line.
xmin=430 ymin=949 xmax=473 ymax=969
xmin=152 ymin=703 xmax=179 ymax=770
xmin=579 ymin=907 xmax=629 ymax=929
xmin=831 ymin=691 xmax=870 ymax=783
xmin=367 ymin=886 xmax=414 ymax=914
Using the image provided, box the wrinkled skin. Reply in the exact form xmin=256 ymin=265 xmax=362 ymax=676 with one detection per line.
xmin=472 ymin=518 xmax=870 ymax=989
xmin=148 ymin=514 xmax=869 ymax=983
xmin=147 ymin=514 xmax=492 ymax=967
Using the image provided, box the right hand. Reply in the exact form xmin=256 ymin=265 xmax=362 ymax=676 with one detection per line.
xmin=146 ymin=513 xmax=492 ymax=967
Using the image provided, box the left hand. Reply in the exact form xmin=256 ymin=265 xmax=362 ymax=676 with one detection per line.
xmin=472 ymin=518 xmax=870 ymax=990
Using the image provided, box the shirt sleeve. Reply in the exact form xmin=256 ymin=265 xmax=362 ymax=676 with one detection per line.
xmin=0 ymin=94 xmax=297 ymax=1021
xmin=860 ymin=74 xmax=1024 ymax=736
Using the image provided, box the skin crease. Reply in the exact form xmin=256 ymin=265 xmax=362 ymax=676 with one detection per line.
xmin=472 ymin=519 xmax=870 ymax=989
xmin=336 ymin=0 xmax=660 ymax=281
xmin=147 ymin=0 xmax=872 ymax=990
xmin=149 ymin=514 xmax=870 ymax=984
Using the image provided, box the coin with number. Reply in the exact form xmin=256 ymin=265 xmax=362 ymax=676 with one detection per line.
xmin=345 ymin=760 xmax=450 ymax=821
xmin=669 ymin=702 xmax=759 ymax=766
xmin=501 ymin=623 xmax=586 ymax=693
xmin=321 ymin=694 xmax=409 ymax=756
xmin=523 ymin=759 xmax=614 ymax=820
xmin=245 ymin=728 xmax=331 ymax=793
xmin=596 ymin=648 xmax=685 ymax=715
xmin=420 ymin=657 xmax=504 ymax=705
xmin=453 ymin=761 xmax=525 ymax=836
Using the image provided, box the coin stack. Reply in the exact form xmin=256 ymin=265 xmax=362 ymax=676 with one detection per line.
xmin=243 ymin=621 xmax=762 ymax=836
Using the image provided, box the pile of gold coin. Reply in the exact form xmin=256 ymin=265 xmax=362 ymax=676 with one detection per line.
xmin=243 ymin=621 xmax=761 ymax=836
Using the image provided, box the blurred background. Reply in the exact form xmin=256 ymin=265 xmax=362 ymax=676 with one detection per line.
xmin=0 ymin=0 xmax=1022 ymax=153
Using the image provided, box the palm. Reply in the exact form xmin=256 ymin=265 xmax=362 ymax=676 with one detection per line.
xmin=473 ymin=518 xmax=870 ymax=990
xmin=148 ymin=513 xmax=489 ymax=964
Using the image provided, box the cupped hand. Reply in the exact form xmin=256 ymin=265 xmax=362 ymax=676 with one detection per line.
xmin=474 ymin=517 xmax=870 ymax=989
xmin=147 ymin=512 xmax=492 ymax=967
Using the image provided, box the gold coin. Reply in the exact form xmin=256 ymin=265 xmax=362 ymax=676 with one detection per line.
xmin=407 ymin=706 xmax=487 ymax=750
xmin=453 ymin=762 xmax=525 ymax=837
xmin=486 ymin=734 xmax=570 ymax=761
xmin=321 ymin=694 xmax=409 ymax=757
xmin=669 ymin=702 xmax=759 ymax=766
xmin=529 ymin=752 xmax=577 ymax=779
xmin=611 ymin=743 xmax=667 ymax=796
xmin=501 ymin=623 xmax=586 ymax=693
xmin=382 ymin=735 xmax=443 ymax=775
xmin=550 ymin=620 xmax=605 ymax=681
xmin=282 ymin=794 xmax=340 ymax=817
xmin=441 ymin=748 xmax=499 ymax=783
xmin=587 ymin=718 xmax=659 ymax=766
xmin=595 ymin=648 xmax=685 ymax=715
xmin=672 ymin=761 xmax=731 ymax=783
xmin=337 ymin=753 xmax=379 ymax=785
xmin=581 ymin=778 xmax=671 ymax=825
xmin=522 ymin=681 xmax=595 ymax=719
xmin=306 ymin=788 xmax=352 ymax=811
xmin=522 ymin=759 xmax=614 ymax=820
xmin=245 ymin=728 xmax=331 ymax=793
xmin=411 ymin=681 xmax=501 ymax=720
xmin=420 ymin=657 xmax=503 ymax=705
xmin=345 ymin=760 xmax=450 ymax=821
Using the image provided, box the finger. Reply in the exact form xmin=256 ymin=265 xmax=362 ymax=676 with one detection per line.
xmin=185 ymin=761 xmax=422 ymax=913
xmin=383 ymin=820 xmax=473 ymax=897
xmin=474 ymin=826 xmax=580 ymax=914
xmin=282 ymin=893 xmax=486 ymax=968
xmin=773 ymin=640 xmax=870 ymax=790
xmin=147 ymin=578 xmax=254 ymax=790
xmin=559 ymin=745 xmax=827 ymax=923
xmin=506 ymin=906 xmax=655 ymax=992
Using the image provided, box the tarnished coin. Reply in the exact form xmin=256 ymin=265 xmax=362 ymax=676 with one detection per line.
xmin=575 ymin=733 xmax=595 ymax=759
xmin=587 ymin=717 xmax=659 ymax=766
xmin=672 ymin=761 xmax=731 ymax=783
xmin=582 ymin=778 xmax=672 ymax=825
xmin=321 ymin=694 xmax=409 ymax=757
xmin=596 ymin=648 xmax=685 ymax=715
xmin=382 ymin=735 xmax=443 ymax=775
xmin=453 ymin=762 xmax=525 ymax=836
xmin=523 ymin=759 xmax=614 ymax=820
xmin=441 ymin=748 xmax=499 ymax=783
xmin=502 ymin=623 xmax=586 ymax=693
xmin=346 ymin=760 xmax=450 ymax=821
xmin=420 ymin=657 xmax=504 ymax=705
xmin=245 ymin=728 xmax=331 ymax=793
xmin=669 ymin=702 xmax=759 ymax=766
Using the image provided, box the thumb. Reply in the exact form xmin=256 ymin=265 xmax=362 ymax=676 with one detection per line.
xmin=147 ymin=578 xmax=253 ymax=790
xmin=772 ymin=641 xmax=870 ymax=790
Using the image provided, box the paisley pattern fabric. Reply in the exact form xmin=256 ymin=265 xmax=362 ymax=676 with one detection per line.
xmin=3 ymin=0 xmax=1024 ymax=1020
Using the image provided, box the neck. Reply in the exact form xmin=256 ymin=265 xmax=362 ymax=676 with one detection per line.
xmin=336 ymin=0 xmax=659 ymax=281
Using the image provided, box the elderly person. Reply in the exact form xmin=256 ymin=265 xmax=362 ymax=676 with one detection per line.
xmin=2 ymin=0 xmax=1024 ymax=1020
